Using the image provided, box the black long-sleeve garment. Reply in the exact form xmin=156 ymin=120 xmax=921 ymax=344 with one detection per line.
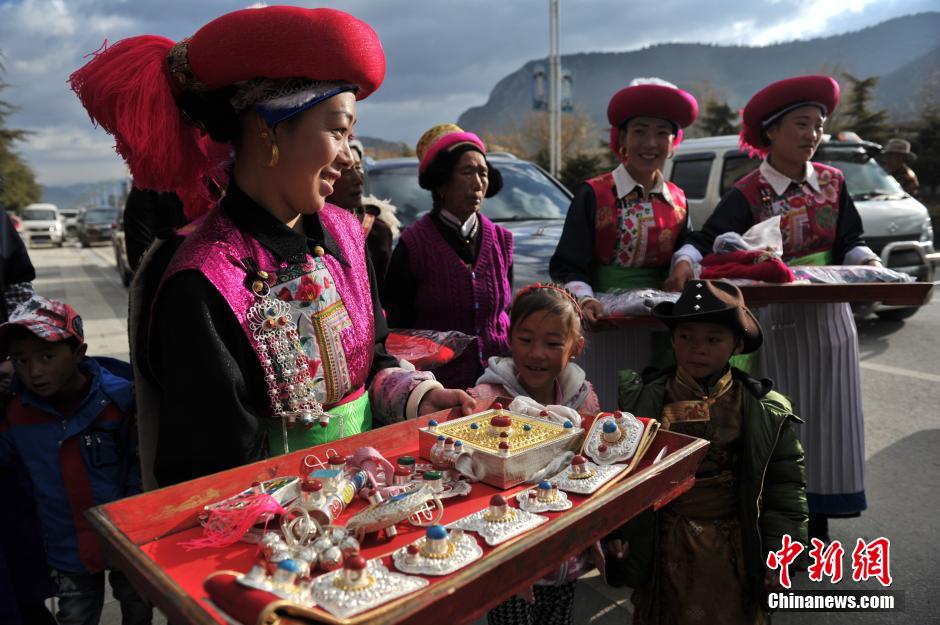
xmin=686 ymin=179 xmax=868 ymax=264
xmin=122 ymin=187 xmax=188 ymax=271
xmin=149 ymin=185 xmax=397 ymax=486
xmin=549 ymin=182 xmax=693 ymax=287
xmin=0 ymin=207 xmax=36 ymax=322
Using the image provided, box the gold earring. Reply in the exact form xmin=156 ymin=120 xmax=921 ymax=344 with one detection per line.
xmin=267 ymin=143 xmax=279 ymax=168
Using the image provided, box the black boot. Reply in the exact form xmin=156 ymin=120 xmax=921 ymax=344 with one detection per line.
xmin=808 ymin=513 xmax=830 ymax=543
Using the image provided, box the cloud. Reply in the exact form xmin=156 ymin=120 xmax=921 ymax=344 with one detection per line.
xmin=0 ymin=0 xmax=930 ymax=185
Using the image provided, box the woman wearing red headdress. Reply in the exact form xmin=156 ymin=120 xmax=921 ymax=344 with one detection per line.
xmin=665 ymin=75 xmax=876 ymax=540
xmin=70 ymin=6 xmax=474 ymax=487
xmin=549 ymin=78 xmax=698 ymax=406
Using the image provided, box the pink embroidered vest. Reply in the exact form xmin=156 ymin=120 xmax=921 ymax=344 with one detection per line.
xmin=160 ymin=204 xmax=375 ymax=408
xmin=588 ymin=172 xmax=687 ymax=268
xmin=734 ymin=162 xmax=843 ymax=262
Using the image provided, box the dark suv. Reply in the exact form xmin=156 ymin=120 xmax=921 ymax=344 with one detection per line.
xmin=77 ymin=206 xmax=119 ymax=247
xmin=364 ymin=154 xmax=573 ymax=289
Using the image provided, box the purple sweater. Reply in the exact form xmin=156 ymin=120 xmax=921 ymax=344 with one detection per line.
xmin=399 ymin=213 xmax=513 ymax=388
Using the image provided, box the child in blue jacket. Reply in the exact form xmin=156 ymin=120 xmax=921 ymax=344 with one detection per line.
xmin=0 ymin=296 xmax=152 ymax=625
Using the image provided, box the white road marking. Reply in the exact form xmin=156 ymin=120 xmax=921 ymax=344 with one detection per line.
xmin=859 ymin=361 xmax=940 ymax=383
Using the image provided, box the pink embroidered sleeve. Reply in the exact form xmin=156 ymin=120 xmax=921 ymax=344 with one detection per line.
xmin=369 ymin=367 xmax=436 ymax=424
xmin=467 ymin=383 xmax=509 ymax=401
xmin=579 ymin=382 xmax=602 ymax=414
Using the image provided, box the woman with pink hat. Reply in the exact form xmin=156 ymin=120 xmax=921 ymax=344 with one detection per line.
xmin=383 ymin=124 xmax=512 ymax=390
xmin=549 ymin=78 xmax=699 ymax=405
xmin=666 ymin=75 xmax=877 ymax=540
xmin=70 ymin=7 xmax=474 ymax=487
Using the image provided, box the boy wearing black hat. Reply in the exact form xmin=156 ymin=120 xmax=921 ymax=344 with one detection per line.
xmin=606 ymin=280 xmax=807 ymax=625
xmin=0 ymin=296 xmax=152 ymax=625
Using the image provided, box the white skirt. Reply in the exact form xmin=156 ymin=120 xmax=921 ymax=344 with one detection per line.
xmin=754 ymin=302 xmax=867 ymax=515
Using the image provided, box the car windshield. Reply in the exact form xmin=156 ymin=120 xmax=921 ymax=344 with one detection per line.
xmin=815 ymin=148 xmax=906 ymax=201
xmin=85 ymin=209 xmax=118 ymax=224
xmin=23 ymin=209 xmax=57 ymax=221
xmin=365 ymin=160 xmax=571 ymax=228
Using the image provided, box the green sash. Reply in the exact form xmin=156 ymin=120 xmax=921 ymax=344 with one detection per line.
xmin=594 ymin=265 xmax=666 ymax=292
xmin=788 ymin=250 xmax=833 ymax=266
xmin=266 ymin=392 xmax=372 ymax=456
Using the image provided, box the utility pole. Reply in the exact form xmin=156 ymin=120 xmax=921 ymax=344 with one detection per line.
xmin=548 ymin=0 xmax=561 ymax=177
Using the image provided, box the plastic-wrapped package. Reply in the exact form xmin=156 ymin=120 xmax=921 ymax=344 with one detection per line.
xmin=789 ymin=265 xmax=915 ymax=284
xmin=713 ymin=216 xmax=783 ymax=255
xmin=507 ymin=396 xmax=583 ymax=427
xmin=597 ymin=289 xmax=679 ymax=316
xmin=384 ymin=329 xmax=474 ymax=370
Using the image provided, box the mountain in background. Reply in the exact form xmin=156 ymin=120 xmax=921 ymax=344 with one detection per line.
xmin=41 ymin=180 xmax=127 ymax=209
xmin=458 ymin=12 xmax=940 ymax=136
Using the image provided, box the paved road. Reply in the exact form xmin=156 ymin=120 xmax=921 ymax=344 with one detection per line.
xmin=25 ymin=245 xmax=938 ymax=625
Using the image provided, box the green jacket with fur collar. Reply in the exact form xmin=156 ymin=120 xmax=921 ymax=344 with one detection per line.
xmin=608 ymin=366 xmax=808 ymax=601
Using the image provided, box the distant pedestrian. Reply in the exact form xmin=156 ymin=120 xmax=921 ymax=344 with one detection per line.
xmin=881 ymin=138 xmax=919 ymax=197
xmin=122 ymin=186 xmax=188 ymax=272
xmin=327 ymin=140 xmax=400 ymax=290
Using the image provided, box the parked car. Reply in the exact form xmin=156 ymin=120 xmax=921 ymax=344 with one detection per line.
xmin=663 ymin=135 xmax=935 ymax=321
xmin=363 ymin=154 xmax=573 ymax=290
xmin=77 ymin=206 xmax=119 ymax=247
xmin=112 ymin=206 xmax=133 ymax=287
xmin=59 ymin=207 xmax=80 ymax=240
xmin=20 ymin=203 xmax=64 ymax=247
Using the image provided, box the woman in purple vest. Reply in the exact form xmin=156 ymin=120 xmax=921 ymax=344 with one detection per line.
xmin=70 ymin=7 xmax=474 ymax=487
xmin=383 ymin=124 xmax=513 ymax=390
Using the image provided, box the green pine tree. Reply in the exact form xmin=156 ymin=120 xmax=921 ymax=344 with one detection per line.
xmin=840 ymin=73 xmax=891 ymax=144
xmin=1 ymin=53 xmax=41 ymax=213
xmin=698 ymin=99 xmax=738 ymax=137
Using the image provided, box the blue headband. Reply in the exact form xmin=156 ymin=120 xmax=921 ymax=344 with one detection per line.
xmin=255 ymin=85 xmax=356 ymax=127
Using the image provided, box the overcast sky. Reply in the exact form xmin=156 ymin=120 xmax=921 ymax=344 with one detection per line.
xmin=1 ymin=0 xmax=936 ymax=185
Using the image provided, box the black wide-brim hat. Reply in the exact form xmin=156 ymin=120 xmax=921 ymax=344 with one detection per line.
xmin=653 ymin=280 xmax=762 ymax=354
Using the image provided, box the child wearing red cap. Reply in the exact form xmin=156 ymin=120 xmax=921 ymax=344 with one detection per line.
xmin=607 ymin=280 xmax=806 ymax=625
xmin=0 ymin=297 xmax=151 ymax=625
xmin=665 ymin=75 xmax=875 ymax=541
xmin=549 ymin=78 xmax=700 ymax=406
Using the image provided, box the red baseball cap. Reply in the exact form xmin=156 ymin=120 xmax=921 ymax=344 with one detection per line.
xmin=0 ymin=296 xmax=84 ymax=352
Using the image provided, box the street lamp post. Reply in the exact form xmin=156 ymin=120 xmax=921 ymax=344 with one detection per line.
xmin=548 ymin=0 xmax=561 ymax=177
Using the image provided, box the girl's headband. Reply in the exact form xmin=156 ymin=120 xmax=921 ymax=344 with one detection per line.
xmin=512 ymin=283 xmax=583 ymax=319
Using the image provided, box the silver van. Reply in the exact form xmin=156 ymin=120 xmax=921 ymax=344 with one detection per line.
xmin=663 ymin=135 xmax=935 ymax=320
xmin=20 ymin=203 xmax=64 ymax=248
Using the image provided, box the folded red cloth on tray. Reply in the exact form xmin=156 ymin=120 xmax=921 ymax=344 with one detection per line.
xmin=385 ymin=329 xmax=473 ymax=370
xmin=205 ymin=572 xmax=281 ymax=625
xmin=700 ymin=249 xmax=795 ymax=283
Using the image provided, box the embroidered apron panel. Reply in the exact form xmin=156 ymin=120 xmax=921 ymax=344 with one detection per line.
xmin=274 ymin=257 xmax=353 ymax=405
xmin=751 ymin=168 xmax=840 ymax=261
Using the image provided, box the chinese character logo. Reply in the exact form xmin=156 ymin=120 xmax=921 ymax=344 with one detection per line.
xmin=766 ymin=534 xmax=804 ymax=589
xmin=851 ymin=537 xmax=893 ymax=587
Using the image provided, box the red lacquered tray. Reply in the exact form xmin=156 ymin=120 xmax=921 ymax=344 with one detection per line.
xmin=87 ymin=399 xmax=707 ymax=625
xmin=601 ymin=281 xmax=933 ymax=325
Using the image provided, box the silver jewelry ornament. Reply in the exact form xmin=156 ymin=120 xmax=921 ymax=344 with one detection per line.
xmin=310 ymin=559 xmax=428 ymax=619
